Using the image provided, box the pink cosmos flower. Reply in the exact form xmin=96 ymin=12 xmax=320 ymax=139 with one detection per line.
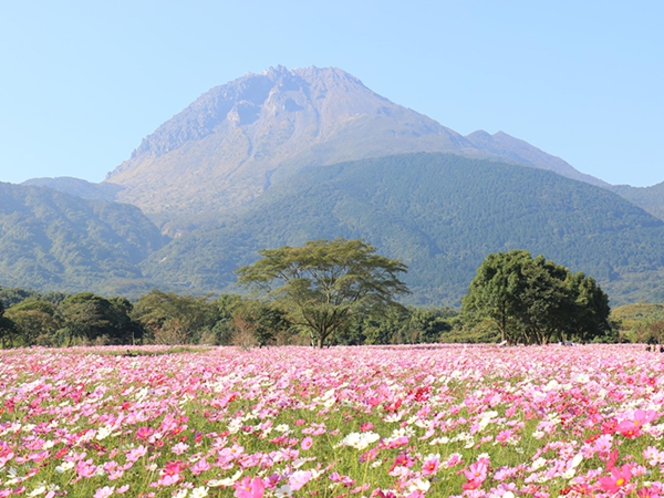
xmin=93 ymin=486 xmax=115 ymax=498
xmin=421 ymin=456 xmax=440 ymax=475
xmin=157 ymin=460 xmax=183 ymax=486
xmin=593 ymin=434 xmax=613 ymax=453
xmin=446 ymin=453 xmax=463 ymax=467
xmin=234 ymin=476 xmax=265 ymax=498
xmin=617 ymin=420 xmax=642 ymax=438
xmin=462 ymin=478 xmax=483 ymax=491
xmin=125 ymin=445 xmax=147 ymax=463
xmin=171 ymin=442 xmax=189 ymax=455
xmin=301 ymin=437 xmax=313 ymax=450
xmin=190 ymin=458 xmax=211 ymax=475
xmin=75 ymin=458 xmax=97 ymax=478
xmin=288 ymin=470 xmax=312 ymax=491
xmin=463 ymin=460 xmax=488 ymax=482
xmin=136 ymin=426 xmax=154 ymax=440
xmin=599 ymin=464 xmax=633 ymax=493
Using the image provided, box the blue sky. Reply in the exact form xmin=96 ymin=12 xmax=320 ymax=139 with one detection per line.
xmin=1 ymin=1 xmax=662 ymax=187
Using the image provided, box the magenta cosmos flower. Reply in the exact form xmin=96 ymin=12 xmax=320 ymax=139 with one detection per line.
xmin=599 ymin=464 xmax=633 ymax=493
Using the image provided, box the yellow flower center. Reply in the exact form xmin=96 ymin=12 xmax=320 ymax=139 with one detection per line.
xmin=616 ymin=478 xmax=625 ymax=487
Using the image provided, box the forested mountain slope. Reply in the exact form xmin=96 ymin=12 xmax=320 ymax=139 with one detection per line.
xmin=0 ymin=182 xmax=166 ymax=295
xmin=610 ymin=181 xmax=664 ymax=221
xmin=140 ymin=153 xmax=664 ymax=305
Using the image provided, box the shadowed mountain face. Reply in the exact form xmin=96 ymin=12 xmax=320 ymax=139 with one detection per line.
xmin=102 ymin=66 xmax=605 ymax=227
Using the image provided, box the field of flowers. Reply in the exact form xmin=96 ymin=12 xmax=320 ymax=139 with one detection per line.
xmin=1 ymin=344 xmax=663 ymax=497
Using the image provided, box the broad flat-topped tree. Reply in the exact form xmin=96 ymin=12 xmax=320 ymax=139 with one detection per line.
xmin=236 ymin=238 xmax=409 ymax=347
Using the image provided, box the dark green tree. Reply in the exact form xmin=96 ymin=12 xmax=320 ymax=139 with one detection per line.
xmin=4 ymin=300 xmax=61 ymax=346
xmin=132 ymin=290 xmax=218 ymax=345
xmin=58 ymin=292 xmax=135 ymax=345
xmin=0 ymin=300 xmax=18 ymax=348
xmin=407 ymin=307 xmax=455 ymax=343
xmin=236 ymin=238 xmax=409 ymax=347
xmin=462 ymin=250 xmax=611 ymax=344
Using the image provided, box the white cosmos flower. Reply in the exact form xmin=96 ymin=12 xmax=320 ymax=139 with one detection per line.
xmin=190 ymin=487 xmax=208 ymax=498
xmin=208 ymin=470 xmax=242 ymax=487
xmin=340 ymin=431 xmax=380 ymax=450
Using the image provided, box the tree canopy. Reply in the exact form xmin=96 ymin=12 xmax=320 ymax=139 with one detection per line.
xmin=462 ymin=250 xmax=611 ymax=344
xmin=236 ymin=238 xmax=409 ymax=347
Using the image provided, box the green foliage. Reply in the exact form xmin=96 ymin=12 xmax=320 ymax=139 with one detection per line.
xmin=4 ymin=299 xmax=61 ymax=346
xmin=611 ymin=181 xmax=664 ymax=222
xmin=231 ymin=299 xmax=291 ymax=347
xmin=611 ymin=303 xmax=664 ymax=343
xmin=0 ymin=300 xmax=17 ymax=348
xmin=462 ymin=250 xmax=611 ymax=345
xmin=58 ymin=292 xmax=139 ymax=345
xmin=236 ymin=238 xmax=409 ymax=347
xmin=340 ymin=304 xmax=458 ymax=345
xmin=132 ymin=290 xmax=218 ymax=345
xmin=208 ymin=294 xmax=243 ymax=345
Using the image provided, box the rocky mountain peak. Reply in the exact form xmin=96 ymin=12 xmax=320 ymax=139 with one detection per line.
xmin=104 ymin=66 xmax=468 ymax=223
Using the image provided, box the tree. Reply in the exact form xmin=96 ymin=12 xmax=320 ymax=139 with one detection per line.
xmin=231 ymin=299 xmax=291 ymax=347
xmin=462 ymin=250 xmax=611 ymax=345
xmin=132 ymin=290 xmax=218 ymax=345
xmin=4 ymin=300 xmax=61 ymax=346
xmin=58 ymin=292 xmax=136 ymax=345
xmin=236 ymin=238 xmax=409 ymax=347
xmin=0 ymin=300 xmax=18 ymax=348
xmin=407 ymin=307 xmax=455 ymax=344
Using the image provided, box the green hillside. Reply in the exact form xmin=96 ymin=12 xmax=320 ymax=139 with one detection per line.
xmin=0 ymin=182 xmax=166 ymax=295
xmin=611 ymin=182 xmax=664 ymax=221
xmin=141 ymin=153 xmax=664 ymax=306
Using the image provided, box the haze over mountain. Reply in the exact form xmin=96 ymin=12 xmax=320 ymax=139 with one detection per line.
xmin=22 ymin=177 xmax=122 ymax=202
xmin=100 ymin=66 xmax=609 ymax=227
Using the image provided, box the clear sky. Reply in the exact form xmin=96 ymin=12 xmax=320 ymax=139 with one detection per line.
xmin=1 ymin=1 xmax=662 ymax=187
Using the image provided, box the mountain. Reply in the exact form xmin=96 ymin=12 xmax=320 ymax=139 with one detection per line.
xmin=464 ymin=130 xmax=609 ymax=188
xmin=0 ymin=182 xmax=166 ymax=295
xmin=22 ymin=177 xmax=123 ymax=202
xmin=6 ymin=67 xmax=662 ymax=305
xmin=610 ymin=181 xmax=664 ymax=221
xmin=139 ymin=153 xmax=664 ymax=306
xmin=102 ymin=66 xmax=604 ymax=228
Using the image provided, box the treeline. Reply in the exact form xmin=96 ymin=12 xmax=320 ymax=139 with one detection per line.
xmin=0 ymin=287 xmax=460 ymax=348
xmin=611 ymin=303 xmax=664 ymax=344
xmin=0 ymin=247 xmax=627 ymax=348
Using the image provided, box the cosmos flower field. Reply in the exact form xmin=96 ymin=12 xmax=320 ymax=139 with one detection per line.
xmin=1 ymin=345 xmax=664 ymax=498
